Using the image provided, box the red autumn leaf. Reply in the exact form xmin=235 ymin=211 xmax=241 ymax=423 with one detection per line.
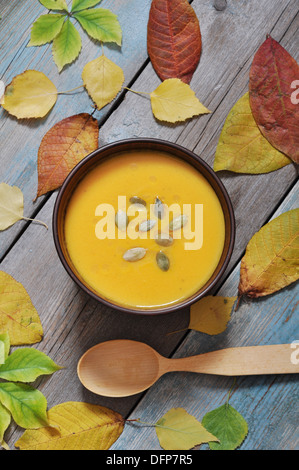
xmin=249 ymin=36 xmax=299 ymax=164
xmin=147 ymin=0 xmax=202 ymax=84
xmin=36 ymin=113 xmax=99 ymax=199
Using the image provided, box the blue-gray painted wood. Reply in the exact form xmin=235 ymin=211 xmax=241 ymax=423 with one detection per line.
xmin=0 ymin=0 xmax=298 ymax=451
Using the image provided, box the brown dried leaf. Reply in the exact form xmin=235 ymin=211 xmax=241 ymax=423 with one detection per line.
xmin=249 ymin=36 xmax=299 ymax=163
xmin=147 ymin=0 xmax=202 ymax=84
xmin=36 ymin=113 xmax=99 ymax=199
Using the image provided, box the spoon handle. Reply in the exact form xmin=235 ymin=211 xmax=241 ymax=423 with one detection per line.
xmin=166 ymin=344 xmax=299 ymax=376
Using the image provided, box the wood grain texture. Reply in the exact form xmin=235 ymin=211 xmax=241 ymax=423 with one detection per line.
xmin=0 ymin=0 xmax=298 ymax=450
xmin=112 ymin=183 xmax=299 ymax=451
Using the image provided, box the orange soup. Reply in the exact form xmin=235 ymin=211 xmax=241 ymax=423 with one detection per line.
xmin=64 ymin=150 xmax=225 ymax=309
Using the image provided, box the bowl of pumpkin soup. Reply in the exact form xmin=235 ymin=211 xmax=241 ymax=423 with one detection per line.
xmin=53 ymin=139 xmax=235 ymax=314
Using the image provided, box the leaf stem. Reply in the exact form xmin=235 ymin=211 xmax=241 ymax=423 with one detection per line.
xmin=226 ymin=377 xmax=237 ymax=404
xmin=126 ymin=418 xmax=203 ymax=434
xmin=21 ymin=217 xmax=48 ymax=230
xmin=123 ymin=87 xmax=151 ymax=97
xmin=57 ymin=85 xmax=84 ymax=95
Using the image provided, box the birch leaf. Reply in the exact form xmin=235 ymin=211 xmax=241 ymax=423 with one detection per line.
xmin=0 ymin=184 xmax=24 ymax=230
xmin=156 ymin=408 xmax=218 ymax=450
xmin=0 ymin=271 xmax=43 ymax=346
xmin=202 ymin=404 xmax=248 ymax=450
xmin=52 ymin=18 xmax=82 ymax=72
xmin=1 ymin=70 xmax=57 ymax=119
xmin=82 ymin=54 xmax=124 ymax=110
xmin=189 ymin=296 xmax=237 ymax=335
xmin=15 ymin=402 xmax=125 ymax=450
xmin=0 ymin=183 xmax=48 ymax=230
xmin=238 ymin=208 xmax=299 ymax=299
xmin=36 ymin=113 xmax=99 ymax=198
xmin=214 ymin=93 xmax=291 ymax=174
xmin=150 ymin=78 xmax=210 ymax=123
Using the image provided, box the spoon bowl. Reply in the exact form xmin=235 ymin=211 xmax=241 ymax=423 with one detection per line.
xmin=77 ymin=340 xmax=299 ymax=398
xmin=77 ymin=340 xmax=162 ymax=397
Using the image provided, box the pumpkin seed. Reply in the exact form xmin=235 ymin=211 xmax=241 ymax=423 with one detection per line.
xmin=139 ymin=219 xmax=156 ymax=232
xmin=169 ymin=214 xmax=188 ymax=231
xmin=123 ymin=247 xmax=146 ymax=262
xmin=115 ymin=210 xmax=128 ymax=231
xmin=156 ymin=251 xmax=170 ymax=272
xmin=129 ymin=196 xmax=146 ymax=206
xmin=154 ymin=196 xmax=165 ymax=219
xmin=129 ymin=203 xmax=147 ymax=212
xmin=155 ymin=233 xmax=173 ymax=247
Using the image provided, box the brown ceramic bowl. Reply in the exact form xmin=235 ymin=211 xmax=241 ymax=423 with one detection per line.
xmin=53 ymin=138 xmax=235 ymax=315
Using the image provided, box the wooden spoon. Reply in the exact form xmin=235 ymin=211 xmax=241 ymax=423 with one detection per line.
xmin=77 ymin=340 xmax=299 ymax=397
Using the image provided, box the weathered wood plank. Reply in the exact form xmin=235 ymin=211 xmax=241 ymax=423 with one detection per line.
xmin=0 ymin=0 xmax=153 ymax=258
xmin=112 ymin=182 xmax=299 ymax=451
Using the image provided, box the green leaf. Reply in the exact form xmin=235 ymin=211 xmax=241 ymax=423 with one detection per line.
xmin=0 ymin=382 xmax=48 ymax=429
xmin=0 ymin=401 xmax=11 ymax=443
xmin=74 ymin=8 xmax=122 ymax=46
xmin=28 ymin=14 xmax=66 ymax=47
xmin=52 ymin=18 xmax=82 ymax=72
xmin=0 ymin=332 xmax=10 ymax=365
xmin=71 ymin=0 xmax=102 ymax=13
xmin=0 ymin=348 xmax=61 ymax=383
xmin=39 ymin=0 xmax=68 ymax=10
xmin=202 ymin=403 xmax=248 ymax=450
xmin=155 ymin=408 xmax=218 ymax=450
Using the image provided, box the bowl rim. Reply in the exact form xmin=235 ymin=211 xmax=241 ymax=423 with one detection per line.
xmin=53 ymin=138 xmax=235 ymax=315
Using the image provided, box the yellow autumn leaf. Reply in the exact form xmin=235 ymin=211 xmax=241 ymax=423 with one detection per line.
xmin=0 ymin=183 xmax=48 ymax=231
xmin=189 ymin=296 xmax=237 ymax=335
xmin=156 ymin=408 xmax=218 ymax=450
xmin=0 ymin=183 xmax=24 ymax=231
xmin=0 ymin=271 xmax=43 ymax=346
xmin=15 ymin=402 xmax=125 ymax=450
xmin=1 ymin=70 xmax=57 ymax=119
xmin=239 ymin=208 xmax=299 ymax=299
xmin=82 ymin=54 xmax=124 ymax=110
xmin=214 ymin=92 xmax=291 ymax=174
xmin=150 ymin=78 xmax=211 ymax=123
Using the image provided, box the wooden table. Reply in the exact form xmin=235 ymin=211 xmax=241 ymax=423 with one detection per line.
xmin=0 ymin=0 xmax=298 ymax=451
